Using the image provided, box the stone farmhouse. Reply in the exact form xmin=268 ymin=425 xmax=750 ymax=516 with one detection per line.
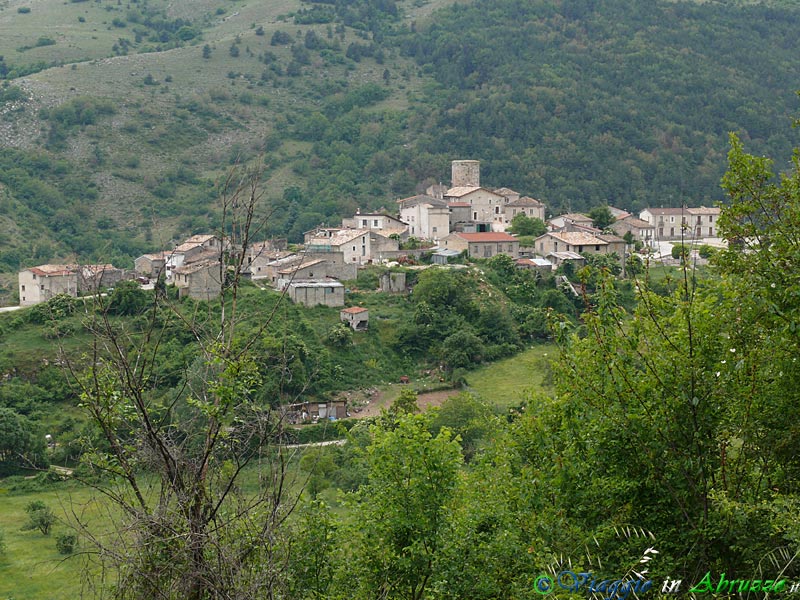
xmin=440 ymin=231 xmax=520 ymax=259
xmin=397 ymin=195 xmax=450 ymax=241
xmin=172 ymin=260 xmax=223 ymax=301
xmin=18 ymin=263 xmax=124 ymax=306
xmin=610 ymin=216 xmax=656 ymax=246
xmin=639 ymin=206 xmax=721 ymax=241
xmin=534 ymin=231 xmax=626 ymax=265
xmin=304 ymin=227 xmax=399 ymax=265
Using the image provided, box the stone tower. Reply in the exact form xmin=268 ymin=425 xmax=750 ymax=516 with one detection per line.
xmin=451 ymin=160 xmax=480 ymax=188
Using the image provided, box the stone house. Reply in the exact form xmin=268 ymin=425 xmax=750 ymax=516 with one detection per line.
xmin=305 ymin=228 xmax=399 ymax=265
xmin=340 ymin=306 xmax=369 ymax=331
xmin=441 ymin=232 xmax=520 ymax=258
xmin=77 ymin=264 xmax=124 ymax=293
xmin=19 ymin=263 xmax=123 ymax=306
xmin=397 ymin=195 xmax=450 ymax=241
xmin=286 ymin=278 xmax=345 ymax=307
xmin=535 ymin=231 xmax=625 ymax=265
xmin=639 ymin=207 xmax=721 ymax=241
xmin=548 ymin=213 xmax=594 ymax=230
xmin=172 ymin=260 xmax=223 ymax=301
xmin=444 ymin=186 xmax=508 ymax=229
xmin=276 ymin=259 xmax=328 ymax=289
xmin=610 ymin=216 xmax=656 ymax=246
xmin=342 ymin=212 xmax=408 ymax=237
xmin=18 ymin=265 xmax=79 ymax=306
xmin=505 ymin=196 xmax=546 ymax=224
xmin=244 ymin=248 xmax=295 ymax=280
xmin=134 ymin=252 xmax=169 ymax=279
xmin=165 ymin=234 xmax=223 ymax=280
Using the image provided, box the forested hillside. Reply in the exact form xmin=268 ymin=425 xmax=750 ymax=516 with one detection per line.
xmin=2 ymin=0 xmax=800 ymax=303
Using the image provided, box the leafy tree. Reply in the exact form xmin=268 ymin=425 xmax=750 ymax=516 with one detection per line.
xmin=107 ymin=280 xmax=149 ymax=316
xmin=0 ymin=407 xmax=47 ymax=473
xmin=508 ymin=213 xmax=546 ymax=237
xmin=588 ymin=205 xmax=615 ymax=230
xmin=70 ymin=164 xmax=304 ymax=599
xmin=341 ymin=413 xmax=462 ymax=600
xmin=390 ymin=386 xmax=419 ymax=416
xmin=202 ymin=44 xmax=211 ymax=59
xmin=22 ymin=501 xmax=56 ymax=535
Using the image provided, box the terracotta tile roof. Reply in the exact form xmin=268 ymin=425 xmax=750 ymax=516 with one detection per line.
xmin=277 ymin=259 xmax=326 ymax=275
xmin=341 ymin=306 xmax=368 ymax=314
xmin=311 ymin=229 xmax=368 ymax=246
xmin=448 ymin=202 xmax=471 ymax=208
xmin=618 ymin=217 xmax=654 ymax=228
xmin=27 ymin=264 xmax=76 ymax=277
xmin=173 ymin=260 xmax=221 ymax=275
xmin=508 ymin=196 xmax=544 ymax=207
xmin=445 ymin=186 xmax=482 ymax=197
xmin=547 ymin=231 xmax=607 ymax=245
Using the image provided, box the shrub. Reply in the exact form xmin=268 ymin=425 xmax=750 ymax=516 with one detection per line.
xmin=22 ymin=501 xmax=56 ymax=535
xmin=17 ymin=7 xmax=31 ymax=13
xmin=56 ymin=532 xmax=77 ymax=555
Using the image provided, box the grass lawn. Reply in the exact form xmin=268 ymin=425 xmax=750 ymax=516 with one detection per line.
xmin=465 ymin=343 xmax=555 ymax=409
xmin=0 ymin=480 xmax=99 ymax=599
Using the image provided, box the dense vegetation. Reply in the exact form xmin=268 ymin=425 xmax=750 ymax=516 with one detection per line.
xmin=2 ymin=134 xmax=799 ymax=597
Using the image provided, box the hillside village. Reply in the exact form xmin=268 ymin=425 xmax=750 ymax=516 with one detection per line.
xmin=16 ymin=159 xmax=722 ymax=308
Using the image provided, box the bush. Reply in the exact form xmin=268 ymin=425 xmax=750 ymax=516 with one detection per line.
xmin=56 ymin=532 xmax=77 ymax=555
xmin=17 ymin=7 xmax=31 ymax=13
xmin=22 ymin=500 xmax=56 ymax=535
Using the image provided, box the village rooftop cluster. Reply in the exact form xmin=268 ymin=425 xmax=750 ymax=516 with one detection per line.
xmin=17 ymin=160 xmax=721 ymax=309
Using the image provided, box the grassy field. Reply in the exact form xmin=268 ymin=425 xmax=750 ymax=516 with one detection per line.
xmin=465 ymin=343 xmax=555 ymax=409
xmin=0 ymin=480 xmax=98 ymax=599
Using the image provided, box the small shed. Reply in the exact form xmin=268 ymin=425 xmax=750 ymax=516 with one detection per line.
xmin=340 ymin=306 xmax=369 ymax=331
xmin=431 ymin=249 xmax=462 ymax=265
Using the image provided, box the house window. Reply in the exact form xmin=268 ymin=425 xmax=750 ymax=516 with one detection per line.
xmin=670 ymin=228 xmax=674 ymax=236
xmin=373 ymin=219 xmax=378 ymax=227
xmin=473 ymin=212 xmax=478 ymax=220
xmin=41 ymin=285 xmax=45 ymax=290
xmin=362 ymin=219 xmax=368 ymax=227
xmin=595 ymin=245 xmax=600 ymax=251
xmin=432 ymin=227 xmax=437 ymax=233
xmin=709 ymin=215 xmax=713 ymax=223
xmin=21 ymin=285 xmax=25 ymax=291
xmin=578 ymin=246 xmax=583 ymax=253
xmin=32 ymin=273 xmax=36 ymax=279
xmin=670 ymin=216 xmax=674 ymax=223
xmin=495 ymin=206 xmax=500 ymax=214
xmin=709 ymin=227 xmax=713 ymax=235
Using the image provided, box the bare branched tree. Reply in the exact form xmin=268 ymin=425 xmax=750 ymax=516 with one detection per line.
xmin=67 ymin=161 xmax=305 ymax=599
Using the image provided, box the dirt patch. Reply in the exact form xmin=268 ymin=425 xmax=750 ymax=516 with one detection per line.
xmin=345 ymin=386 xmax=461 ymax=419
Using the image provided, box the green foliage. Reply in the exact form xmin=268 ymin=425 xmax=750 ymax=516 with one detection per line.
xmin=21 ymin=501 xmax=55 ymax=535
xmin=27 ymin=294 xmax=79 ymax=324
xmin=341 ymin=413 xmax=462 ymax=599
xmin=389 ymin=386 xmax=418 ymax=416
xmin=588 ymin=205 xmax=616 ymax=230
xmin=508 ymin=212 xmax=546 ymax=236
xmin=325 ymin=322 xmax=352 ymax=347
xmin=0 ymin=407 xmax=48 ymax=474
xmin=671 ymin=243 xmax=690 ymax=261
xmin=55 ymin=531 xmax=77 ymax=555
xmin=107 ymin=280 xmax=149 ymax=316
